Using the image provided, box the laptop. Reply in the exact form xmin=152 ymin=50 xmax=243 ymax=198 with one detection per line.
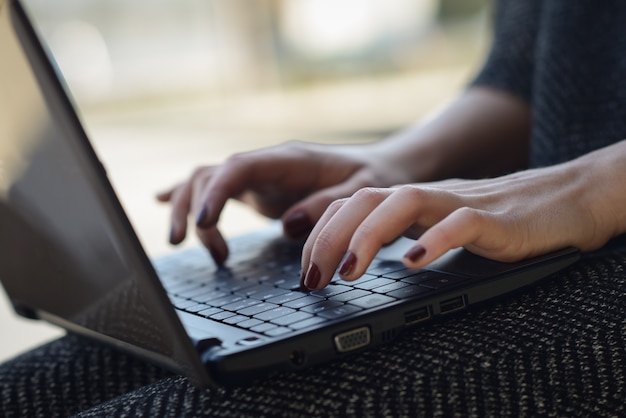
xmin=0 ymin=0 xmax=580 ymax=387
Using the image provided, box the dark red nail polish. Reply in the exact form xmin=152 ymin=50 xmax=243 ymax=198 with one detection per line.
xmin=304 ymin=262 xmax=321 ymax=290
xmin=284 ymin=210 xmax=314 ymax=240
xmin=196 ymin=206 xmax=209 ymax=228
xmin=169 ymin=227 xmax=178 ymax=245
xmin=339 ymin=251 xmax=357 ymax=276
xmin=404 ymin=245 xmax=426 ymax=262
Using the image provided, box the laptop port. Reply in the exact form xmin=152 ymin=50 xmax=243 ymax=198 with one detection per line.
xmin=439 ymin=295 xmax=466 ymax=314
xmin=404 ymin=306 xmax=430 ymax=325
xmin=334 ymin=326 xmax=371 ymax=353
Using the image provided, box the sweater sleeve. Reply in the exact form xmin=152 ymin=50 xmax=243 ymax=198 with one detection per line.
xmin=471 ymin=0 xmax=542 ymax=102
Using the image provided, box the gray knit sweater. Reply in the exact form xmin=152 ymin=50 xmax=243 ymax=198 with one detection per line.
xmin=472 ymin=0 xmax=626 ymax=168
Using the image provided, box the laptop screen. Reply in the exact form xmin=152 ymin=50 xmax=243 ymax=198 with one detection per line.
xmin=0 ymin=0 xmax=208 ymax=383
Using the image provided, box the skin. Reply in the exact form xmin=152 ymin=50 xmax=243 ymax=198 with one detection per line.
xmin=157 ymin=86 xmax=626 ymax=289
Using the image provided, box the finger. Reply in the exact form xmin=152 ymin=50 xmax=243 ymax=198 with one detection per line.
xmin=340 ymin=186 xmax=459 ymax=280
xmin=300 ymin=198 xmax=346 ymax=289
xmin=167 ymin=183 xmax=193 ymax=245
xmin=302 ymin=189 xmax=390 ymax=290
xmin=282 ymin=171 xmax=373 ymax=240
xmin=196 ymin=226 xmax=229 ymax=266
xmin=156 ymin=189 xmax=174 ymax=202
xmin=402 ymin=207 xmax=489 ymax=268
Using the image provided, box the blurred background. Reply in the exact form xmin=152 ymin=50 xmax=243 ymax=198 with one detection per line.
xmin=1 ymin=0 xmax=490 ymax=361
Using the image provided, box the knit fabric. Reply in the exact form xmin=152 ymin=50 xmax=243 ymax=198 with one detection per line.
xmin=472 ymin=0 xmax=626 ymax=167
xmin=1 ymin=253 xmax=625 ymax=417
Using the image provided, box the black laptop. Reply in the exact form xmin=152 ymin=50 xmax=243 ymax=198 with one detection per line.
xmin=0 ymin=0 xmax=580 ymax=387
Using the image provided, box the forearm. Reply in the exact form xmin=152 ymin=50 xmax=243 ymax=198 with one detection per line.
xmin=572 ymin=139 xmax=626 ymax=246
xmin=372 ymin=86 xmax=532 ymax=182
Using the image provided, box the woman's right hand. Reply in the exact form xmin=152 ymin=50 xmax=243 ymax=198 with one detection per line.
xmin=156 ymin=140 xmax=411 ymax=265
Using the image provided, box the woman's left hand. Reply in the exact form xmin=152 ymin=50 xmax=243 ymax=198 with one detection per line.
xmin=300 ymin=141 xmax=626 ymax=290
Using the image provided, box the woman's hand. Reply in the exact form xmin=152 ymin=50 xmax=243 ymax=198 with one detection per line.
xmin=301 ymin=141 xmax=626 ymax=290
xmin=156 ymin=140 xmax=413 ymax=264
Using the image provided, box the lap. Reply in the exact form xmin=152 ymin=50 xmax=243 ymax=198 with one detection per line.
xmin=2 ymin=254 xmax=625 ymax=417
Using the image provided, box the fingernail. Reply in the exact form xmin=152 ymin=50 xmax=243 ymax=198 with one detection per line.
xmin=404 ymin=245 xmax=426 ymax=263
xmin=339 ymin=251 xmax=357 ymax=277
xmin=208 ymin=244 xmax=226 ymax=266
xmin=303 ymin=262 xmax=321 ymax=290
xmin=284 ymin=210 xmax=314 ymax=240
xmin=196 ymin=205 xmax=209 ymax=228
xmin=169 ymin=227 xmax=178 ymax=245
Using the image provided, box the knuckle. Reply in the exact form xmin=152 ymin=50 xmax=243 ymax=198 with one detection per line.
xmin=395 ymin=184 xmax=430 ymax=201
xmin=224 ymin=151 xmax=249 ymax=166
xmin=457 ymin=207 xmax=488 ymax=226
xmin=190 ymin=166 xmax=208 ymax=180
xmin=312 ymin=229 xmax=340 ymax=255
xmin=327 ymin=198 xmax=347 ymax=213
xmin=351 ymin=187 xmax=385 ymax=203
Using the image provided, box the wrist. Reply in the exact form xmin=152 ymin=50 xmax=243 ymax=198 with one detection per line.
xmin=570 ymin=140 xmax=626 ymax=243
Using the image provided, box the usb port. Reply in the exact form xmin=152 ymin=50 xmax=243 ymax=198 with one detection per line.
xmin=404 ymin=306 xmax=430 ymax=325
xmin=439 ymin=295 xmax=466 ymax=314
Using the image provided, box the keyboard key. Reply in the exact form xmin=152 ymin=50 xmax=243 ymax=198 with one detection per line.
xmin=265 ymin=291 xmax=307 ymax=305
xmin=238 ymin=302 xmax=279 ymax=316
xmin=254 ymin=307 xmax=297 ymax=322
xmin=348 ymin=294 xmax=396 ymax=309
xmin=386 ymin=285 xmax=431 ymax=299
xmin=184 ymin=303 xmax=212 ymax=313
xmin=270 ymin=311 xmax=314 ymax=326
xmin=173 ymin=299 xmax=199 ymax=310
xmin=207 ymin=294 xmax=245 ymax=308
xmin=166 ymin=281 xmax=204 ymax=295
xmin=289 ymin=316 xmax=328 ymax=330
xmin=264 ymin=327 xmax=292 ymax=337
xmin=237 ymin=318 xmax=264 ymax=329
xmin=354 ymin=278 xmax=395 ymax=290
xmin=301 ymin=300 xmax=344 ymax=314
xmin=310 ymin=285 xmax=352 ymax=298
xmin=222 ymin=298 xmax=262 ymax=312
xmin=329 ymin=289 xmax=372 ymax=302
xmin=273 ymin=277 xmax=302 ymax=291
xmin=382 ymin=268 xmax=427 ymax=280
xmin=223 ymin=315 xmax=249 ymax=325
xmin=188 ymin=289 xmax=230 ymax=303
xmin=250 ymin=322 xmax=277 ymax=333
xmin=245 ymin=286 xmax=291 ymax=301
xmin=317 ymin=304 xmax=362 ymax=320
xmin=283 ymin=295 xmax=323 ymax=309
xmin=371 ymin=281 xmax=410 ymax=294
xmin=210 ymin=311 xmax=236 ymax=321
xmin=197 ymin=307 xmax=223 ymax=317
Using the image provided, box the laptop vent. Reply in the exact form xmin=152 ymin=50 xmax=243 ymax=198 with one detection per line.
xmin=381 ymin=328 xmax=397 ymax=342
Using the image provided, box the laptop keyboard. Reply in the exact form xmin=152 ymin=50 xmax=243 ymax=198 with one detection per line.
xmin=153 ymin=236 xmax=468 ymax=338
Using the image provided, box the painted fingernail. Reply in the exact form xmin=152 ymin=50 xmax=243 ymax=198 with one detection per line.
xmin=208 ymin=244 xmax=226 ymax=266
xmin=303 ymin=262 xmax=321 ymax=290
xmin=339 ymin=251 xmax=357 ymax=277
xmin=284 ymin=210 xmax=314 ymax=240
xmin=404 ymin=245 xmax=426 ymax=263
xmin=196 ymin=205 xmax=209 ymax=228
xmin=169 ymin=227 xmax=178 ymax=245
